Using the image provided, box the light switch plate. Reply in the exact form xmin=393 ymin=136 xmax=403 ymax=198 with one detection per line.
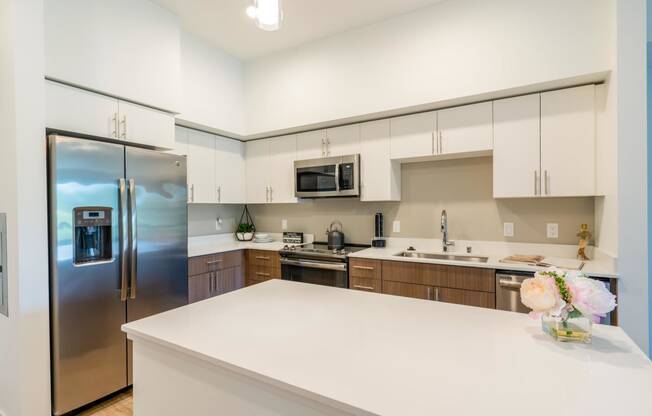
xmin=281 ymin=219 xmax=288 ymax=230
xmin=392 ymin=220 xmax=400 ymax=233
xmin=503 ymin=222 xmax=514 ymax=237
xmin=546 ymin=223 xmax=559 ymax=239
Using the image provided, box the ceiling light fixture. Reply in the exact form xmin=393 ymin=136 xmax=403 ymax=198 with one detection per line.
xmin=245 ymin=0 xmax=283 ymax=32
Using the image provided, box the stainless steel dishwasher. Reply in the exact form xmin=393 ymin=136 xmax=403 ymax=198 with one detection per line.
xmin=495 ymin=271 xmax=532 ymax=314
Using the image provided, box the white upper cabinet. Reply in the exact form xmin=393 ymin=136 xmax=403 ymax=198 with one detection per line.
xmin=215 ymin=137 xmax=246 ymax=204
xmin=541 ymin=85 xmax=596 ymax=197
xmin=326 ymin=125 xmax=361 ymax=157
xmin=297 ymin=130 xmax=327 ymax=160
xmin=437 ymin=102 xmax=493 ymax=155
xmin=269 ymin=135 xmax=298 ymax=203
xmin=187 ymin=130 xmax=216 ymax=204
xmin=246 ymin=140 xmax=272 ymax=204
xmin=44 ymin=0 xmax=181 ymax=112
xmin=46 ymin=81 xmax=119 ymax=139
xmin=46 ymin=80 xmax=175 ymax=149
xmin=168 ymin=126 xmax=189 ymax=157
xmin=117 ymin=101 xmax=175 ymax=149
xmin=360 ymin=120 xmax=401 ymax=201
xmin=493 ymin=94 xmax=541 ymax=198
xmin=390 ymin=111 xmax=437 ymax=159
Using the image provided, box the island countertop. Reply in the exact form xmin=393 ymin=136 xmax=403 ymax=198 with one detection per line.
xmin=123 ymin=280 xmax=651 ymax=416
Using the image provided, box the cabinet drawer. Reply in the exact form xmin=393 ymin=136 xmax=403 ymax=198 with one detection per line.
xmin=382 ymin=280 xmax=430 ymax=300
xmin=382 ymin=261 xmax=495 ymax=293
xmin=439 ymin=287 xmax=495 ymax=309
xmin=248 ymin=264 xmax=280 ymax=280
xmin=247 ymin=250 xmax=281 ymax=268
xmin=189 ymin=250 xmax=243 ymax=276
xmin=349 ymin=277 xmax=381 ymax=293
xmin=349 ymin=258 xmax=382 ymax=279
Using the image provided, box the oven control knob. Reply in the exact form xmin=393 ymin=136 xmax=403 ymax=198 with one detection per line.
xmin=283 ymin=245 xmax=289 ymax=250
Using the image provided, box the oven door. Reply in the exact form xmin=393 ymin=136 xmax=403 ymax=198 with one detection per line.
xmin=281 ymin=258 xmax=348 ymax=288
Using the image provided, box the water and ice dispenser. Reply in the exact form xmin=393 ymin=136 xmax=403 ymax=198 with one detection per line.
xmin=73 ymin=207 xmax=112 ymax=265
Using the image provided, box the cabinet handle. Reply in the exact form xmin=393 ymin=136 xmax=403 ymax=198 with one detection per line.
xmin=353 ymin=265 xmax=375 ymax=271
xmin=206 ymin=259 xmax=222 ymax=265
xmin=120 ymin=115 xmax=127 ymax=139
xmin=217 ymin=186 xmax=221 ymax=203
xmin=427 ymin=287 xmax=433 ymax=300
xmin=256 ymin=272 xmax=270 ymax=277
xmin=435 ymin=287 xmax=440 ymax=302
xmin=209 ymin=273 xmax=214 ymax=293
xmin=326 ymin=137 xmax=330 ymax=156
xmin=321 ymin=138 xmax=326 ymax=156
xmin=353 ymin=285 xmax=375 ymax=291
xmin=112 ymin=113 xmax=118 ymax=138
xmin=269 ymin=186 xmax=273 ymax=203
xmin=255 ymin=256 xmax=270 ymax=260
xmin=215 ymin=272 xmax=219 ymax=293
xmin=190 ymin=184 xmax=195 ymax=203
xmin=265 ymin=186 xmax=270 ymax=203
xmin=545 ymin=170 xmax=550 ymax=195
xmin=533 ymin=171 xmax=538 ymax=196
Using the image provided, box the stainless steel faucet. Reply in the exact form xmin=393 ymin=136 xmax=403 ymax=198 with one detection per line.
xmin=440 ymin=209 xmax=455 ymax=252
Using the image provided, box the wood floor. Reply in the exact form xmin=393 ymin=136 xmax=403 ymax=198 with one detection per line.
xmin=77 ymin=390 xmax=132 ymax=416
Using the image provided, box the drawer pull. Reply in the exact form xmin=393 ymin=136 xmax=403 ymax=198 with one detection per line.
xmin=353 ymin=265 xmax=375 ymax=271
xmin=256 ymin=272 xmax=271 ymax=277
xmin=255 ymin=256 xmax=271 ymax=260
xmin=353 ymin=285 xmax=375 ymax=291
xmin=206 ymin=260 xmax=222 ymax=265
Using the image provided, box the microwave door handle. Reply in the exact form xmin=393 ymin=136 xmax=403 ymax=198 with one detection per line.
xmin=335 ymin=163 xmax=340 ymax=191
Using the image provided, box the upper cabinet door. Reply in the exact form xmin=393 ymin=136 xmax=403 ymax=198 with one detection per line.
xmin=215 ymin=137 xmax=246 ymax=204
xmin=493 ymin=94 xmax=541 ymax=198
xmin=541 ymin=85 xmax=596 ymax=197
xmin=167 ymin=126 xmax=189 ymax=157
xmin=117 ymin=101 xmax=175 ymax=150
xmin=45 ymin=0 xmax=181 ymax=112
xmin=297 ymin=130 xmax=326 ymax=160
xmin=269 ymin=135 xmax=298 ymax=204
xmin=326 ymin=125 xmax=360 ymax=157
xmin=360 ymin=120 xmax=401 ymax=202
xmin=187 ymin=130 xmax=216 ymax=204
xmin=389 ymin=111 xmax=437 ymax=160
xmin=46 ymin=80 xmax=119 ymax=139
xmin=246 ymin=140 xmax=271 ymax=204
xmin=438 ymin=102 xmax=493 ymax=155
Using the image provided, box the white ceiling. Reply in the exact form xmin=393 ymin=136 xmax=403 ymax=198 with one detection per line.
xmin=150 ymin=0 xmax=446 ymax=60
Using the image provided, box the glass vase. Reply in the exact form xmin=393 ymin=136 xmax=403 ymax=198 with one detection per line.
xmin=541 ymin=314 xmax=592 ymax=344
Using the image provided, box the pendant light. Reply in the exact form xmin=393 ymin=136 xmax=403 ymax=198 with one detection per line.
xmin=246 ymin=0 xmax=283 ymax=31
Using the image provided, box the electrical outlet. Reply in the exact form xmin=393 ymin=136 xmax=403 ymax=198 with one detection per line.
xmin=503 ymin=222 xmax=514 ymax=237
xmin=392 ymin=220 xmax=401 ymax=233
xmin=546 ymin=223 xmax=559 ymax=239
xmin=281 ymin=219 xmax=288 ymax=230
xmin=215 ymin=217 xmax=223 ymax=231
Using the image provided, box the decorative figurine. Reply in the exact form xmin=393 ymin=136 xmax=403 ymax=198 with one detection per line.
xmin=576 ymin=223 xmax=592 ymax=261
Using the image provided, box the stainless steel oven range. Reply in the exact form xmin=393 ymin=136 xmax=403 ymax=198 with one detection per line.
xmin=280 ymin=243 xmax=366 ymax=288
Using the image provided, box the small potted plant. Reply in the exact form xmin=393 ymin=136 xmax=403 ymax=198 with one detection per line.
xmin=235 ymin=205 xmax=256 ymax=241
xmin=520 ymin=268 xmax=617 ymax=343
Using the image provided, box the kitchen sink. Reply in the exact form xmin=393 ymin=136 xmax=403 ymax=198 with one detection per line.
xmin=394 ymin=251 xmax=489 ymax=263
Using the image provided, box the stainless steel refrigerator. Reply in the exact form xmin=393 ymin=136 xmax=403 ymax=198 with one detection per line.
xmin=48 ymin=135 xmax=188 ymax=415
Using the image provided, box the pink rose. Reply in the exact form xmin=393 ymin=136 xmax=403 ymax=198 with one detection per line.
xmin=520 ymin=276 xmax=565 ymax=316
xmin=566 ymin=275 xmax=617 ymax=321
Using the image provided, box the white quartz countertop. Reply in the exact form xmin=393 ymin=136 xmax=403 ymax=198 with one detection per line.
xmin=123 ymin=280 xmax=650 ymax=416
xmin=188 ymin=233 xmax=312 ymax=258
xmin=349 ymin=239 xmax=618 ymax=278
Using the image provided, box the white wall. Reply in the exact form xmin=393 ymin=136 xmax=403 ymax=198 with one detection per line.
xmin=177 ymin=31 xmax=246 ymax=137
xmin=244 ymin=0 xmax=615 ymax=136
xmin=617 ymin=0 xmax=649 ymax=354
xmin=0 ymin=2 xmax=50 ymax=416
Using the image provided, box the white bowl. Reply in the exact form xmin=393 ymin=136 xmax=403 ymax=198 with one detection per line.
xmin=255 ymin=233 xmax=269 ymax=239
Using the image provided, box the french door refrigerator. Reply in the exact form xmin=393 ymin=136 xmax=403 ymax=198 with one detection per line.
xmin=48 ymin=135 xmax=188 ymax=415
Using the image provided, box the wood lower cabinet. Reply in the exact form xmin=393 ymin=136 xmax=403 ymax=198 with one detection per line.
xmin=381 ymin=260 xmax=496 ymax=309
xmin=188 ymin=251 xmax=244 ymax=303
xmin=245 ymin=250 xmax=281 ymax=286
xmin=349 ymin=258 xmax=382 ymax=293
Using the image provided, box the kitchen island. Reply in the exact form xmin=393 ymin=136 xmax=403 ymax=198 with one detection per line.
xmin=122 ymin=280 xmax=652 ymax=416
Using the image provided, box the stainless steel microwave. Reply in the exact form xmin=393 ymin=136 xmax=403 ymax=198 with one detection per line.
xmin=294 ymin=154 xmax=360 ymax=198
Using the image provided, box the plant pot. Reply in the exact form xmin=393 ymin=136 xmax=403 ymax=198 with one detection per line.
xmin=236 ymin=232 xmax=254 ymax=241
xmin=541 ymin=314 xmax=592 ymax=344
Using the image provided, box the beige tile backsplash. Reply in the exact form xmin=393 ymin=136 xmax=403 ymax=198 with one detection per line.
xmin=190 ymin=157 xmax=595 ymax=245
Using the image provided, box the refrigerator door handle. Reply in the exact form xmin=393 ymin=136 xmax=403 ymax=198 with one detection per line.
xmin=119 ymin=178 xmax=129 ymax=301
xmin=128 ymin=178 xmax=138 ymax=299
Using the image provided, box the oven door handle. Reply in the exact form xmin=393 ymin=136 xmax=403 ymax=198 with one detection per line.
xmin=280 ymin=258 xmax=347 ymax=272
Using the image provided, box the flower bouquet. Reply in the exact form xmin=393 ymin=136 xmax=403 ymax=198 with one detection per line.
xmin=520 ymin=268 xmax=616 ymax=343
